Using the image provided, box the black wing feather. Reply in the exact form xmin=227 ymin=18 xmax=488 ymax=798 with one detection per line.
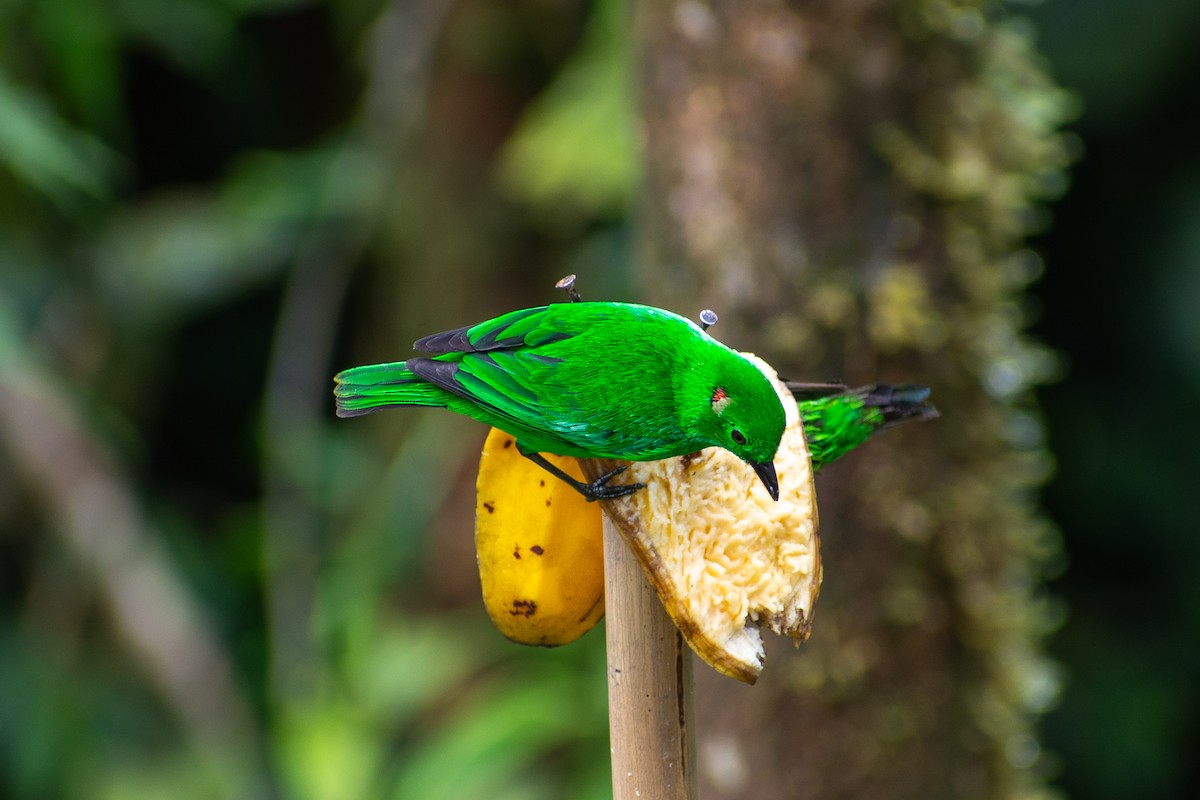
xmin=782 ymin=380 xmax=851 ymax=400
xmin=406 ymin=358 xmax=469 ymax=398
xmin=413 ymin=327 xmax=475 ymax=354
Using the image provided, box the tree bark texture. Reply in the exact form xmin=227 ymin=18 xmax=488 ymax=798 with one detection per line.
xmin=632 ymin=2 xmax=1069 ymax=799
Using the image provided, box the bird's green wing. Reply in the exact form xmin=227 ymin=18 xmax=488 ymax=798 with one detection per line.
xmin=409 ymin=303 xmax=679 ymax=457
xmin=406 ymin=305 xmax=597 ymax=450
xmin=331 ymin=304 xmax=574 ymax=428
xmin=413 ymin=305 xmax=571 ymax=354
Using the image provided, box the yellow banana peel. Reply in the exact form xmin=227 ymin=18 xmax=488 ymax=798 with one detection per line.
xmin=475 ymin=427 xmax=605 ymax=646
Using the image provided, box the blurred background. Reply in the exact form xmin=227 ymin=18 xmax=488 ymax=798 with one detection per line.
xmin=0 ymin=0 xmax=1197 ymax=798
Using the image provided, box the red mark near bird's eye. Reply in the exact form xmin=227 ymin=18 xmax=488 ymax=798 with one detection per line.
xmin=711 ymin=386 xmax=731 ymax=415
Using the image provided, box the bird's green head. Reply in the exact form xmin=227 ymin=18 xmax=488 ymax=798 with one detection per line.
xmin=696 ymin=356 xmax=787 ymax=500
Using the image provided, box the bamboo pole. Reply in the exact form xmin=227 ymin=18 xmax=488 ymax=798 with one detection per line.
xmin=602 ymin=513 xmax=697 ymax=800
xmin=559 ymin=276 xmax=697 ymax=797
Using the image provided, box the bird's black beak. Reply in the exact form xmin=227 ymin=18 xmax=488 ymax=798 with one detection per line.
xmin=750 ymin=460 xmax=779 ymax=501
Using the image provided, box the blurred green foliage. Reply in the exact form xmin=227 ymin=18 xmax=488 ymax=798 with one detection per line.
xmin=1 ymin=0 xmax=1197 ymax=798
xmin=497 ymin=0 xmax=634 ymax=222
xmin=0 ymin=0 xmax=622 ymax=798
xmin=1027 ymin=1 xmax=1200 ymax=798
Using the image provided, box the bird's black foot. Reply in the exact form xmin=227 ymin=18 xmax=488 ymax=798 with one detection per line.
xmin=579 ymin=465 xmax=646 ymax=502
xmin=519 ymin=450 xmax=645 ymax=502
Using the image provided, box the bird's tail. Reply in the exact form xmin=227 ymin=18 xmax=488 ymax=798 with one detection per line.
xmin=854 ymin=384 xmax=940 ymax=430
xmin=787 ymin=382 xmax=939 ymax=472
xmin=333 ymin=361 xmax=449 ymax=418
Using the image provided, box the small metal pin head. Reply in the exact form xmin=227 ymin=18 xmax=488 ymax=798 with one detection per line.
xmin=555 ymin=274 xmax=582 ymax=302
xmin=699 ymin=309 xmax=718 ymax=330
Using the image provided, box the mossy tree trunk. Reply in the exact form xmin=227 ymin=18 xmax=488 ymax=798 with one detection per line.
xmin=632 ymin=2 xmax=1070 ymax=798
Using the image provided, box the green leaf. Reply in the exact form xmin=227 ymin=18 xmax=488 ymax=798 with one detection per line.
xmin=0 ymin=70 xmax=119 ymax=205
xmin=496 ymin=0 xmax=636 ymax=221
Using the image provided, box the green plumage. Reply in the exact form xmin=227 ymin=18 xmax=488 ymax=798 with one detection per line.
xmin=789 ymin=383 xmax=939 ymax=472
xmin=334 ymin=302 xmax=937 ymax=499
xmin=335 ymin=302 xmax=787 ymax=498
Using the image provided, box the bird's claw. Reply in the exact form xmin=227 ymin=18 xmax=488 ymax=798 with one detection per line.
xmin=583 ymin=465 xmax=645 ymax=502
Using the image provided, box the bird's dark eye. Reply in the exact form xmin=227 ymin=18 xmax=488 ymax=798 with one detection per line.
xmin=731 ymin=429 xmax=747 ymax=445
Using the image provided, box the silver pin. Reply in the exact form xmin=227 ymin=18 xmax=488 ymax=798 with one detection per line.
xmin=555 ymin=274 xmax=582 ymax=303
xmin=699 ymin=309 xmax=718 ymax=330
